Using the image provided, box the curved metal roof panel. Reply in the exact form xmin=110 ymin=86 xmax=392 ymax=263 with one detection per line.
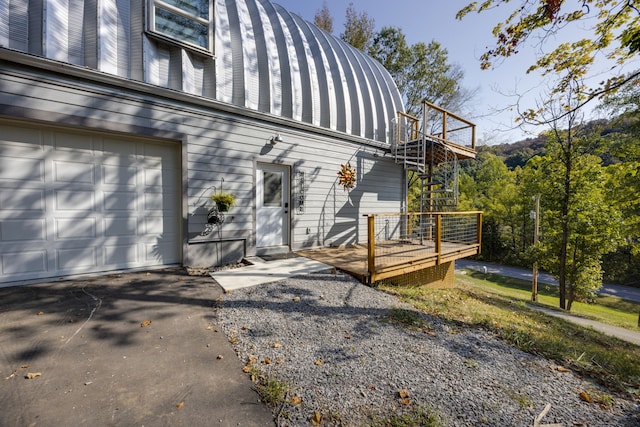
xmin=215 ymin=0 xmax=404 ymax=143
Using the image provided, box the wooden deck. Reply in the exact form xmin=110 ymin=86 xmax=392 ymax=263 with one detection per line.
xmin=298 ymin=239 xmax=480 ymax=283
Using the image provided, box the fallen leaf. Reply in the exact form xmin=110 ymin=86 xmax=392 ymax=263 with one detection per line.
xmin=25 ymin=372 xmax=41 ymax=379
xmin=140 ymin=320 xmax=152 ymax=327
xmin=290 ymin=396 xmax=302 ymax=406
xmin=229 ymin=337 xmax=238 ymax=343
xmin=273 ymin=342 xmax=282 ymax=348
xmin=276 ymin=358 xmax=285 ymax=364
xmin=399 ymin=398 xmax=411 ymax=406
xmin=556 ymin=366 xmax=571 ymax=373
xmin=176 ymin=401 xmax=184 ymax=410
xmin=262 ymin=358 xmax=272 ymax=365
xmin=397 ymin=389 xmax=410 ymax=399
xmin=247 ymin=355 xmax=257 ymax=365
xmin=242 ymin=365 xmax=253 ymax=373
xmin=21 ymin=365 xmax=29 ymax=369
xmin=310 ymin=411 xmax=323 ymax=426
xmin=579 ymin=391 xmax=592 ymax=403
xmin=314 ymin=359 xmax=323 ymax=366
xmin=37 ymin=311 xmax=44 ymax=316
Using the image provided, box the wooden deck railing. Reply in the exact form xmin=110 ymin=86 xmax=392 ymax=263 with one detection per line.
xmin=395 ymin=101 xmax=476 ymax=154
xmin=365 ymin=211 xmax=482 ymax=283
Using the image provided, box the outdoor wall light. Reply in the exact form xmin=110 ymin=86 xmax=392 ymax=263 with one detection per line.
xmin=270 ymin=134 xmax=283 ymax=145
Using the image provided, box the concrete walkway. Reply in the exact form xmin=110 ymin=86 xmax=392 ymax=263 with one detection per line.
xmin=211 ymin=256 xmax=333 ymax=291
xmin=527 ymin=304 xmax=640 ymax=346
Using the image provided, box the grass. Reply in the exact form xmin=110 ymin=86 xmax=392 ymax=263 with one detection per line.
xmin=377 ymin=271 xmax=640 ymax=396
xmin=464 ymin=271 xmax=640 ymax=331
xmin=371 ymin=406 xmax=442 ymax=427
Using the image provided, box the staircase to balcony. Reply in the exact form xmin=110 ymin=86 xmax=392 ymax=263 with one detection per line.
xmin=392 ymin=101 xmax=476 ymax=213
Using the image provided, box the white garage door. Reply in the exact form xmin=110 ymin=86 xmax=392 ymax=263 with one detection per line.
xmin=0 ymin=121 xmax=181 ymax=284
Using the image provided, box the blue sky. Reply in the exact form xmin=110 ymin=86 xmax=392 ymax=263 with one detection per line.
xmin=273 ymin=1 xmax=638 ymax=144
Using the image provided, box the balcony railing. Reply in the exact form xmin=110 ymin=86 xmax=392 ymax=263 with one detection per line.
xmin=365 ymin=211 xmax=482 ymax=283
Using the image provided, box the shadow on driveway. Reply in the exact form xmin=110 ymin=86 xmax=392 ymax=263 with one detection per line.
xmin=0 ymin=268 xmax=274 ymax=427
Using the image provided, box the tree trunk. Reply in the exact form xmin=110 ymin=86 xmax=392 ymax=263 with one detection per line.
xmin=558 ymin=141 xmax=573 ymax=310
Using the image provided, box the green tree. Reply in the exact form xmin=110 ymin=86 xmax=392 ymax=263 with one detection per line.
xmin=458 ymin=152 xmax=520 ymax=261
xmin=313 ymin=1 xmax=333 ymax=33
xmin=340 ymin=3 xmax=375 ymax=51
xmin=457 ymin=0 xmax=640 ymax=118
xmin=369 ymin=29 xmax=475 ymax=117
xmin=598 ymin=72 xmax=640 ymax=284
xmin=521 ymin=122 xmax=622 ymax=310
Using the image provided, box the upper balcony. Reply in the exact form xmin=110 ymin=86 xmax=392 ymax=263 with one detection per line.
xmin=393 ymin=101 xmax=476 ymax=175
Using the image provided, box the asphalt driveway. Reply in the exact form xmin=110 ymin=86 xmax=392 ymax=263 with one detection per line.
xmin=0 ymin=268 xmax=274 ymax=427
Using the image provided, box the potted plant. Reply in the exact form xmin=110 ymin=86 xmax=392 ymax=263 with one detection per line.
xmin=210 ymin=192 xmax=236 ymax=212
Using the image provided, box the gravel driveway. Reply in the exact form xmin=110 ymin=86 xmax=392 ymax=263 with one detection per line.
xmin=216 ymin=272 xmax=639 ymax=426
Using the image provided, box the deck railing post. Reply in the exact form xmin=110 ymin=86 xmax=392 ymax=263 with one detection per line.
xmin=435 ymin=213 xmax=442 ymax=265
xmin=477 ymin=212 xmax=483 ymax=253
xmin=367 ymin=215 xmax=376 ymax=283
xmin=442 ymin=111 xmax=447 ymax=142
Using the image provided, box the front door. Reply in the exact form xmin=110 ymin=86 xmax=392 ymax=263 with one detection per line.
xmin=256 ymin=163 xmax=290 ymax=248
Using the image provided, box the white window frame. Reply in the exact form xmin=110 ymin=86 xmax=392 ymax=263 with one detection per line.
xmin=147 ymin=0 xmax=214 ymax=54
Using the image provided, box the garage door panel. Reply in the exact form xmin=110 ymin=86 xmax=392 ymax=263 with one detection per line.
xmin=0 ymin=157 xmax=44 ymax=182
xmin=0 ymin=124 xmax=44 ymax=149
xmin=104 ymin=191 xmax=137 ymax=211
xmin=0 ymin=122 xmax=180 ymax=284
xmin=103 ymin=138 xmax=137 ymax=157
xmin=53 ymin=131 xmax=96 ymax=154
xmin=55 ymin=218 xmax=97 ymax=240
xmin=105 ymin=244 xmax=140 ymax=265
xmin=56 ymin=247 xmax=98 ymax=270
xmin=55 ymin=190 xmax=96 ymax=211
xmin=104 ymin=217 xmax=138 ymax=236
xmin=144 ymin=216 xmax=178 ymax=235
xmin=53 ymin=160 xmax=95 ymax=184
xmin=2 ymin=251 xmax=47 ymax=275
xmin=145 ymin=242 xmax=178 ymax=263
xmin=103 ymin=165 xmax=137 ymax=186
xmin=1 ymin=219 xmax=46 ymax=241
xmin=0 ymin=189 xmax=46 ymax=211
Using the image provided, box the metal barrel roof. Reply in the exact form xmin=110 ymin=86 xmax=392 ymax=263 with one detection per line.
xmin=215 ymin=0 xmax=404 ymax=143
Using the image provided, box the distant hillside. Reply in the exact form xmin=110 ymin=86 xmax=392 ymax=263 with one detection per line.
xmin=477 ymin=135 xmax=547 ymax=169
xmin=475 ymin=118 xmax=621 ymax=169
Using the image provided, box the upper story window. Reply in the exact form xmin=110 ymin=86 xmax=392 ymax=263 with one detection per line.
xmin=148 ymin=0 xmax=212 ymax=52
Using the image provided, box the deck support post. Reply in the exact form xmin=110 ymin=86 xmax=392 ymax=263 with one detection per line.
xmin=435 ymin=214 xmax=442 ymax=265
xmin=367 ymin=215 xmax=376 ymax=283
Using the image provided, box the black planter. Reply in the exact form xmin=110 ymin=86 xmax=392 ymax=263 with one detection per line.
xmin=216 ymin=202 xmax=230 ymax=212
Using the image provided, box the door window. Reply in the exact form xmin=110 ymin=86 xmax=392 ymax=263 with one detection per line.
xmin=263 ymin=171 xmax=282 ymax=207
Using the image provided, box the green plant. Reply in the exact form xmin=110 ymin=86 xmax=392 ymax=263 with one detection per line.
xmin=371 ymin=406 xmax=441 ymax=427
xmin=211 ymin=191 xmax=236 ymax=211
xmin=381 ymin=308 xmax=432 ymax=334
xmin=258 ymin=378 xmax=289 ymax=407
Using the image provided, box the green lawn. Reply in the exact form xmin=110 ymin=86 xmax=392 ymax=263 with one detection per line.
xmin=378 ymin=271 xmax=640 ymax=397
xmin=463 ymin=271 xmax=640 ymax=331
